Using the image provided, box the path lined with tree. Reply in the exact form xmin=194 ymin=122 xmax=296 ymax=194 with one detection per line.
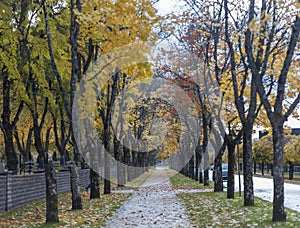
xmin=0 ymin=0 xmax=300 ymax=225
xmin=105 ymin=168 xmax=193 ymax=227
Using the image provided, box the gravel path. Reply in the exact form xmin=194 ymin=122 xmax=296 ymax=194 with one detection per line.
xmin=104 ymin=168 xmax=193 ymax=227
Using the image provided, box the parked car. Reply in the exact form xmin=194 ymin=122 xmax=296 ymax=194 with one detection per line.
xmin=222 ymin=163 xmax=228 ymax=181
xmin=212 ymin=163 xmax=228 ymax=182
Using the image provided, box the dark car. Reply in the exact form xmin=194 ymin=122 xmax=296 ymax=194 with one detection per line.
xmin=212 ymin=163 xmax=228 ymax=182
xmin=222 ymin=163 xmax=228 ymax=181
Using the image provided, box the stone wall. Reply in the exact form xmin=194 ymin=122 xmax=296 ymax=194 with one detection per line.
xmin=0 ymin=176 xmax=7 ymax=212
xmin=9 ymin=173 xmax=46 ymax=210
xmin=56 ymin=171 xmax=71 ymax=194
xmin=79 ymin=168 xmax=90 ymax=187
xmin=0 ymin=168 xmax=90 ymax=213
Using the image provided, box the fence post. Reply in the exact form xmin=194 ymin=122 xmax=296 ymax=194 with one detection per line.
xmin=5 ymin=171 xmax=13 ymax=211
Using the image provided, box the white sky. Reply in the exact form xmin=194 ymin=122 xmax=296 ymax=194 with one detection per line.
xmin=286 ymin=115 xmax=300 ymax=128
xmin=154 ymin=0 xmax=185 ymax=15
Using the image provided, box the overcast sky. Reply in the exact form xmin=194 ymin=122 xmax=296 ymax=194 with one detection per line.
xmin=154 ymin=0 xmax=185 ymax=15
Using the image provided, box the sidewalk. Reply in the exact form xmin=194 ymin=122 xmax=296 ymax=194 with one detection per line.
xmin=104 ymin=168 xmax=192 ymax=227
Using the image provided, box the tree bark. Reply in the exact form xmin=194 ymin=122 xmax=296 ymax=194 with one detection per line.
xmin=103 ymin=109 xmax=111 ymax=194
xmin=195 ymin=146 xmax=200 ymax=181
xmin=204 ymin=169 xmax=209 ymax=186
xmin=203 ymin=150 xmax=209 ymax=186
xmin=126 ymin=150 xmax=133 ymax=182
xmin=2 ymin=74 xmax=18 ymax=173
xmin=45 ymin=161 xmax=59 ymax=223
xmin=104 ymin=147 xmax=111 ymax=194
xmin=90 ymin=168 xmax=100 ymax=199
xmin=214 ymin=150 xmax=223 ymax=192
xmin=189 ymin=155 xmax=195 ymax=179
xmin=289 ymin=163 xmax=294 ymax=180
xmin=70 ymin=164 xmax=82 ymax=209
xmin=199 ymin=169 xmax=203 ymax=183
xmin=70 ymin=0 xmax=83 ymax=167
xmin=243 ymin=128 xmax=254 ymax=206
xmin=121 ymin=140 xmax=129 ymax=186
xmin=272 ymin=125 xmax=286 ymax=222
xmin=118 ymin=163 xmax=126 ymax=187
xmin=271 ymin=164 xmax=273 ymax=176
xmin=29 ymin=79 xmax=60 ymax=221
xmin=227 ymin=137 xmax=235 ymax=199
xmin=212 ymin=132 xmax=227 ymax=192
xmin=116 ymin=141 xmax=126 ymax=187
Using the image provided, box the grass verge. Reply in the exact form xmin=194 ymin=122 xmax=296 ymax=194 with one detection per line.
xmin=0 ymin=191 xmax=130 ymax=227
xmin=167 ymin=169 xmax=213 ymax=190
xmin=178 ymin=192 xmax=300 ymax=227
xmin=124 ymin=168 xmax=155 ymax=188
xmin=0 ymin=169 xmax=155 ymax=227
xmin=168 ymin=169 xmax=300 ymax=227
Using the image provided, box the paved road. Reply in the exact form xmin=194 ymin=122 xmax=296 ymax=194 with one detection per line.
xmin=104 ymin=168 xmax=192 ymax=227
xmin=224 ymin=174 xmax=300 ymax=212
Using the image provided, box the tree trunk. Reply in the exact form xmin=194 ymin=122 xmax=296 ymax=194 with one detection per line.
xmin=114 ymin=137 xmax=124 ymax=187
xmin=31 ymin=97 xmax=60 ymax=221
xmin=189 ymin=155 xmax=194 ymax=179
xmin=104 ymin=152 xmax=111 ymax=194
xmin=103 ymin=119 xmax=111 ymax=194
xmin=213 ymin=139 xmax=227 ymax=192
xmin=121 ymin=143 xmax=129 ymax=186
xmin=289 ymin=163 xmax=294 ymax=180
xmin=3 ymin=128 xmax=17 ymax=174
xmin=184 ymin=164 xmax=189 ymax=177
xmin=70 ymin=144 xmax=83 ymax=208
xmin=127 ymin=151 xmax=133 ymax=182
xmin=116 ymin=141 xmax=126 ymax=187
xmin=118 ymin=163 xmax=126 ymax=187
xmin=194 ymin=160 xmax=199 ymax=181
xmin=227 ymin=137 xmax=235 ymax=199
xmin=70 ymin=164 xmax=82 ymax=209
xmin=132 ymin=151 xmax=139 ymax=179
xmin=214 ymin=156 xmax=223 ymax=192
xmin=243 ymin=128 xmax=254 ymax=206
xmin=90 ymin=168 xmax=100 ymax=199
xmin=195 ymin=148 xmax=200 ymax=181
xmin=144 ymin=153 xmax=149 ymax=172
xmin=253 ymin=162 xmax=256 ymax=174
xmin=204 ymin=169 xmax=209 ymax=186
xmin=271 ymin=164 xmax=274 ymax=176
xmin=262 ymin=162 xmax=265 ymax=176
xmin=272 ymin=126 xmax=286 ymax=222
xmin=2 ymin=74 xmax=18 ymax=173
xmin=203 ymin=149 xmax=209 ymax=186
xmin=45 ymin=161 xmax=59 ymax=223
xmin=199 ymin=169 xmax=203 ymax=183
xmin=70 ymin=0 xmax=83 ymax=206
